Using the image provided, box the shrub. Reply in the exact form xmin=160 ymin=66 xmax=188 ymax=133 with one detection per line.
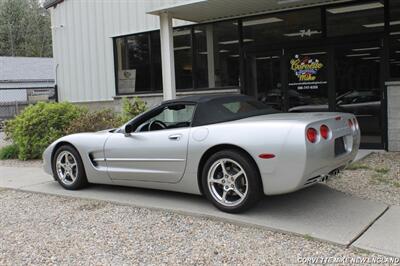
xmin=0 ymin=144 xmax=19 ymax=160
xmin=5 ymin=102 xmax=85 ymax=160
xmin=66 ymin=108 xmax=123 ymax=135
xmin=120 ymin=97 xmax=147 ymax=123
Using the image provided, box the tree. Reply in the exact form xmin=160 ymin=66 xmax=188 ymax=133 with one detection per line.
xmin=0 ymin=0 xmax=52 ymax=57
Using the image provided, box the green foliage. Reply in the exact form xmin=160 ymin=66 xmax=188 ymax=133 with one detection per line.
xmin=65 ymin=109 xmax=123 ymax=135
xmin=120 ymin=97 xmax=147 ymax=123
xmin=0 ymin=0 xmax=52 ymax=57
xmin=374 ymin=167 xmax=390 ymax=174
xmin=5 ymin=102 xmax=85 ymax=160
xmin=4 ymin=97 xmax=147 ymax=160
xmin=0 ymin=144 xmax=19 ymax=160
xmin=346 ymin=163 xmax=371 ymax=171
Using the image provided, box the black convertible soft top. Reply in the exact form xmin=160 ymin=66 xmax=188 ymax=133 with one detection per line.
xmin=164 ymin=94 xmax=279 ymax=127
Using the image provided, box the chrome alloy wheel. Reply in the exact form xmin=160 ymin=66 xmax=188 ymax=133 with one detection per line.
xmin=207 ymin=158 xmax=248 ymax=207
xmin=56 ymin=151 xmax=78 ymax=185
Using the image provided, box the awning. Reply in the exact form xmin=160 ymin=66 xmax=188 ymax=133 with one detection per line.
xmin=148 ymin=0 xmax=352 ymax=23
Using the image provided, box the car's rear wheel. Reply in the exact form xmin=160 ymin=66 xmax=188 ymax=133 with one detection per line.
xmin=52 ymin=145 xmax=88 ymax=190
xmin=202 ymin=149 xmax=262 ymax=213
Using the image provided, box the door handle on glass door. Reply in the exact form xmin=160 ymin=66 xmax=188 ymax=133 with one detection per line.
xmin=168 ymin=134 xmax=182 ymax=141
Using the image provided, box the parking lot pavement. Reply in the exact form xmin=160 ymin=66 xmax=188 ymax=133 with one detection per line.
xmin=1 ymin=165 xmax=397 ymax=259
xmin=354 ymin=206 xmax=400 ymax=258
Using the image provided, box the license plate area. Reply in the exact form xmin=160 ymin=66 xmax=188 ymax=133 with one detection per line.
xmin=335 ymin=137 xmax=346 ymax=156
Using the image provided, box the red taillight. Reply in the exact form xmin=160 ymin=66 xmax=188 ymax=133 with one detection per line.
xmin=320 ymin=125 xmax=330 ymax=140
xmin=306 ymin=128 xmax=318 ymax=143
xmin=348 ymin=119 xmax=354 ymax=130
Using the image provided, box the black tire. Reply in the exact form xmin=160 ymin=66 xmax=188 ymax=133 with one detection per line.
xmin=201 ymin=149 xmax=262 ymax=213
xmin=52 ymin=144 xmax=88 ymax=190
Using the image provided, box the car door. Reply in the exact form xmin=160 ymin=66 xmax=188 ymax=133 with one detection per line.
xmin=104 ymin=104 xmax=194 ymax=183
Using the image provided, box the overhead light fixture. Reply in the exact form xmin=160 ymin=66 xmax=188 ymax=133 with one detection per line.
xmin=198 ymin=52 xmax=208 ymax=55
xmin=362 ymin=56 xmax=380 ymax=60
xmin=327 ymin=2 xmax=383 ymax=14
xmin=219 ymin=39 xmax=254 ymax=45
xmin=219 ymin=50 xmax=230 ymax=53
xmin=363 ymin=20 xmax=400 ymax=28
xmin=278 ymin=0 xmax=304 ymax=4
xmin=256 ymin=56 xmax=280 ymax=60
xmin=396 ymin=51 xmax=400 ymax=54
xmin=301 ymin=52 xmax=327 ymax=56
xmin=229 ymin=54 xmax=240 ymax=58
xmin=241 ymin=17 xmax=283 ymax=27
xmin=346 ymin=53 xmax=370 ymax=57
xmin=284 ymin=29 xmax=321 ymax=37
xmin=390 ymin=31 xmax=400 ymax=35
xmin=173 ymin=30 xmax=202 ymax=36
xmin=352 ymin=47 xmax=380 ymax=51
xmin=174 ymin=46 xmax=191 ymax=51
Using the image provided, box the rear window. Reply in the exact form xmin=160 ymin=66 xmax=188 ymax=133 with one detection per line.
xmin=192 ymin=97 xmax=279 ymax=126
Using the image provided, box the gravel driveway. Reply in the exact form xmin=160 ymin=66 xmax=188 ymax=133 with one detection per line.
xmin=0 ymin=189 xmax=393 ymax=265
xmin=328 ymin=152 xmax=400 ymax=206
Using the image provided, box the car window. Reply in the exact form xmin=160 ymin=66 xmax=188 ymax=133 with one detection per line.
xmin=136 ymin=104 xmax=196 ymax=132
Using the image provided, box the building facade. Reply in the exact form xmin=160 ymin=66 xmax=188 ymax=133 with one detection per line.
xmin=0 ymin=57 xmax=55 ymax=119
xmin=45 ymin=0 xmax=400 ymax=150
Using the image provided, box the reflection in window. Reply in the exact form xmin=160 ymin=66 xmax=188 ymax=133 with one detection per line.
xmin=243 ymin=8 xmax=322 ymax=48
xmin=192 ymin=22 xmax=240 ymax=89
xmin=326 ymin=1 xmax=385 ymax=37
xmin=115 ymin=33 xmax=162 ymax=94
xmin=390 ymin=0 xmax=400 ymax=78
xmin=193 ymin=26 xmax=209 ymax=88
xmin=334 ymin=43 xmax=382 ymax=144
xmin=174 ymin=28 xmax=193 ymax=90
xmin=115 ymin=34 xmax=151 ymax=94
xmin=151 ymin=32 xmax=163 ymax=91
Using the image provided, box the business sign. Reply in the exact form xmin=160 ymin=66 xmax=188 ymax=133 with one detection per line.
xmin=288 ymin=54 xmax=327 ymax=91
xmin=118 ymin=69 xmax=136 ymax=94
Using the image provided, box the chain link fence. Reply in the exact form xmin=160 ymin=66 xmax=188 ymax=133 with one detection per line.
xmin=0 ymin=87 xmax=57 ymax=131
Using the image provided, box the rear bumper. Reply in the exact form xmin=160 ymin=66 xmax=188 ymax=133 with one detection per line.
xmin=261 ymin=114 xmax=360 ymax=195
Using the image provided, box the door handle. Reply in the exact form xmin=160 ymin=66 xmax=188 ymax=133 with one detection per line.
xmin=168 ymin=134 xmax=182 ymax=141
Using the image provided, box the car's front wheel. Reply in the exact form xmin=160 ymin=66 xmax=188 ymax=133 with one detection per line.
xmin=202 ymin=149 xmax=262 ymax=213
xmin=52 ymin=145 xmax=88 ymax=190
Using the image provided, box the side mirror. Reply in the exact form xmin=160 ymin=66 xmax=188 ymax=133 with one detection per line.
xmin=124 ymin=124 xmax=134 ymax=137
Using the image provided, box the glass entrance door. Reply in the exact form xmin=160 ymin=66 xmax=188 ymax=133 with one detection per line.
xmin=285 ymin=48 xmax=329 ymax=112
xmin=334 ymin=41 xmax=383 ymax=147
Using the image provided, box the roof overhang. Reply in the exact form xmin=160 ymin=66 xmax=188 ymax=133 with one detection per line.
xmin=148 ymin=0 xmax=353 ymax=23
xmin=44 ymin=0 xmax=64 ymax=9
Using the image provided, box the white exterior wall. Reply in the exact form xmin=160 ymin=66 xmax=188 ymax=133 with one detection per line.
xmin=49 ymin=0 xmax=192 ymax=103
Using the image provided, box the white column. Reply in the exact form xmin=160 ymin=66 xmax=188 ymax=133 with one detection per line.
xmin=159 ymin=12 xmax=176 ymax=100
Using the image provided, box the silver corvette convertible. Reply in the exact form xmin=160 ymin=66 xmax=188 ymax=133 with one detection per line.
xmin=43 ymin=94 xmax=360 ymax=213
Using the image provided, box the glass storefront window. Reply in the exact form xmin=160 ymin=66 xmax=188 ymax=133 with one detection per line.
xmin=243 ymin=8 xmax=322 ymax=48
xmin=192 ymin=21 xmax=240 ymax=88
xmin=326 ymin=1 xmax=385 ymax=37
xmin=174 ymin=28 xmax=193 ymax=90
xmin=115 ymin=34 xmax=151 ymax=94
xmin=390 ymin=0 xmax=400 ymax=78
xmin=193 ymin=26 xmax=209 ymax=88
xmin=150 ymin=32 xmax=163 ymax=91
